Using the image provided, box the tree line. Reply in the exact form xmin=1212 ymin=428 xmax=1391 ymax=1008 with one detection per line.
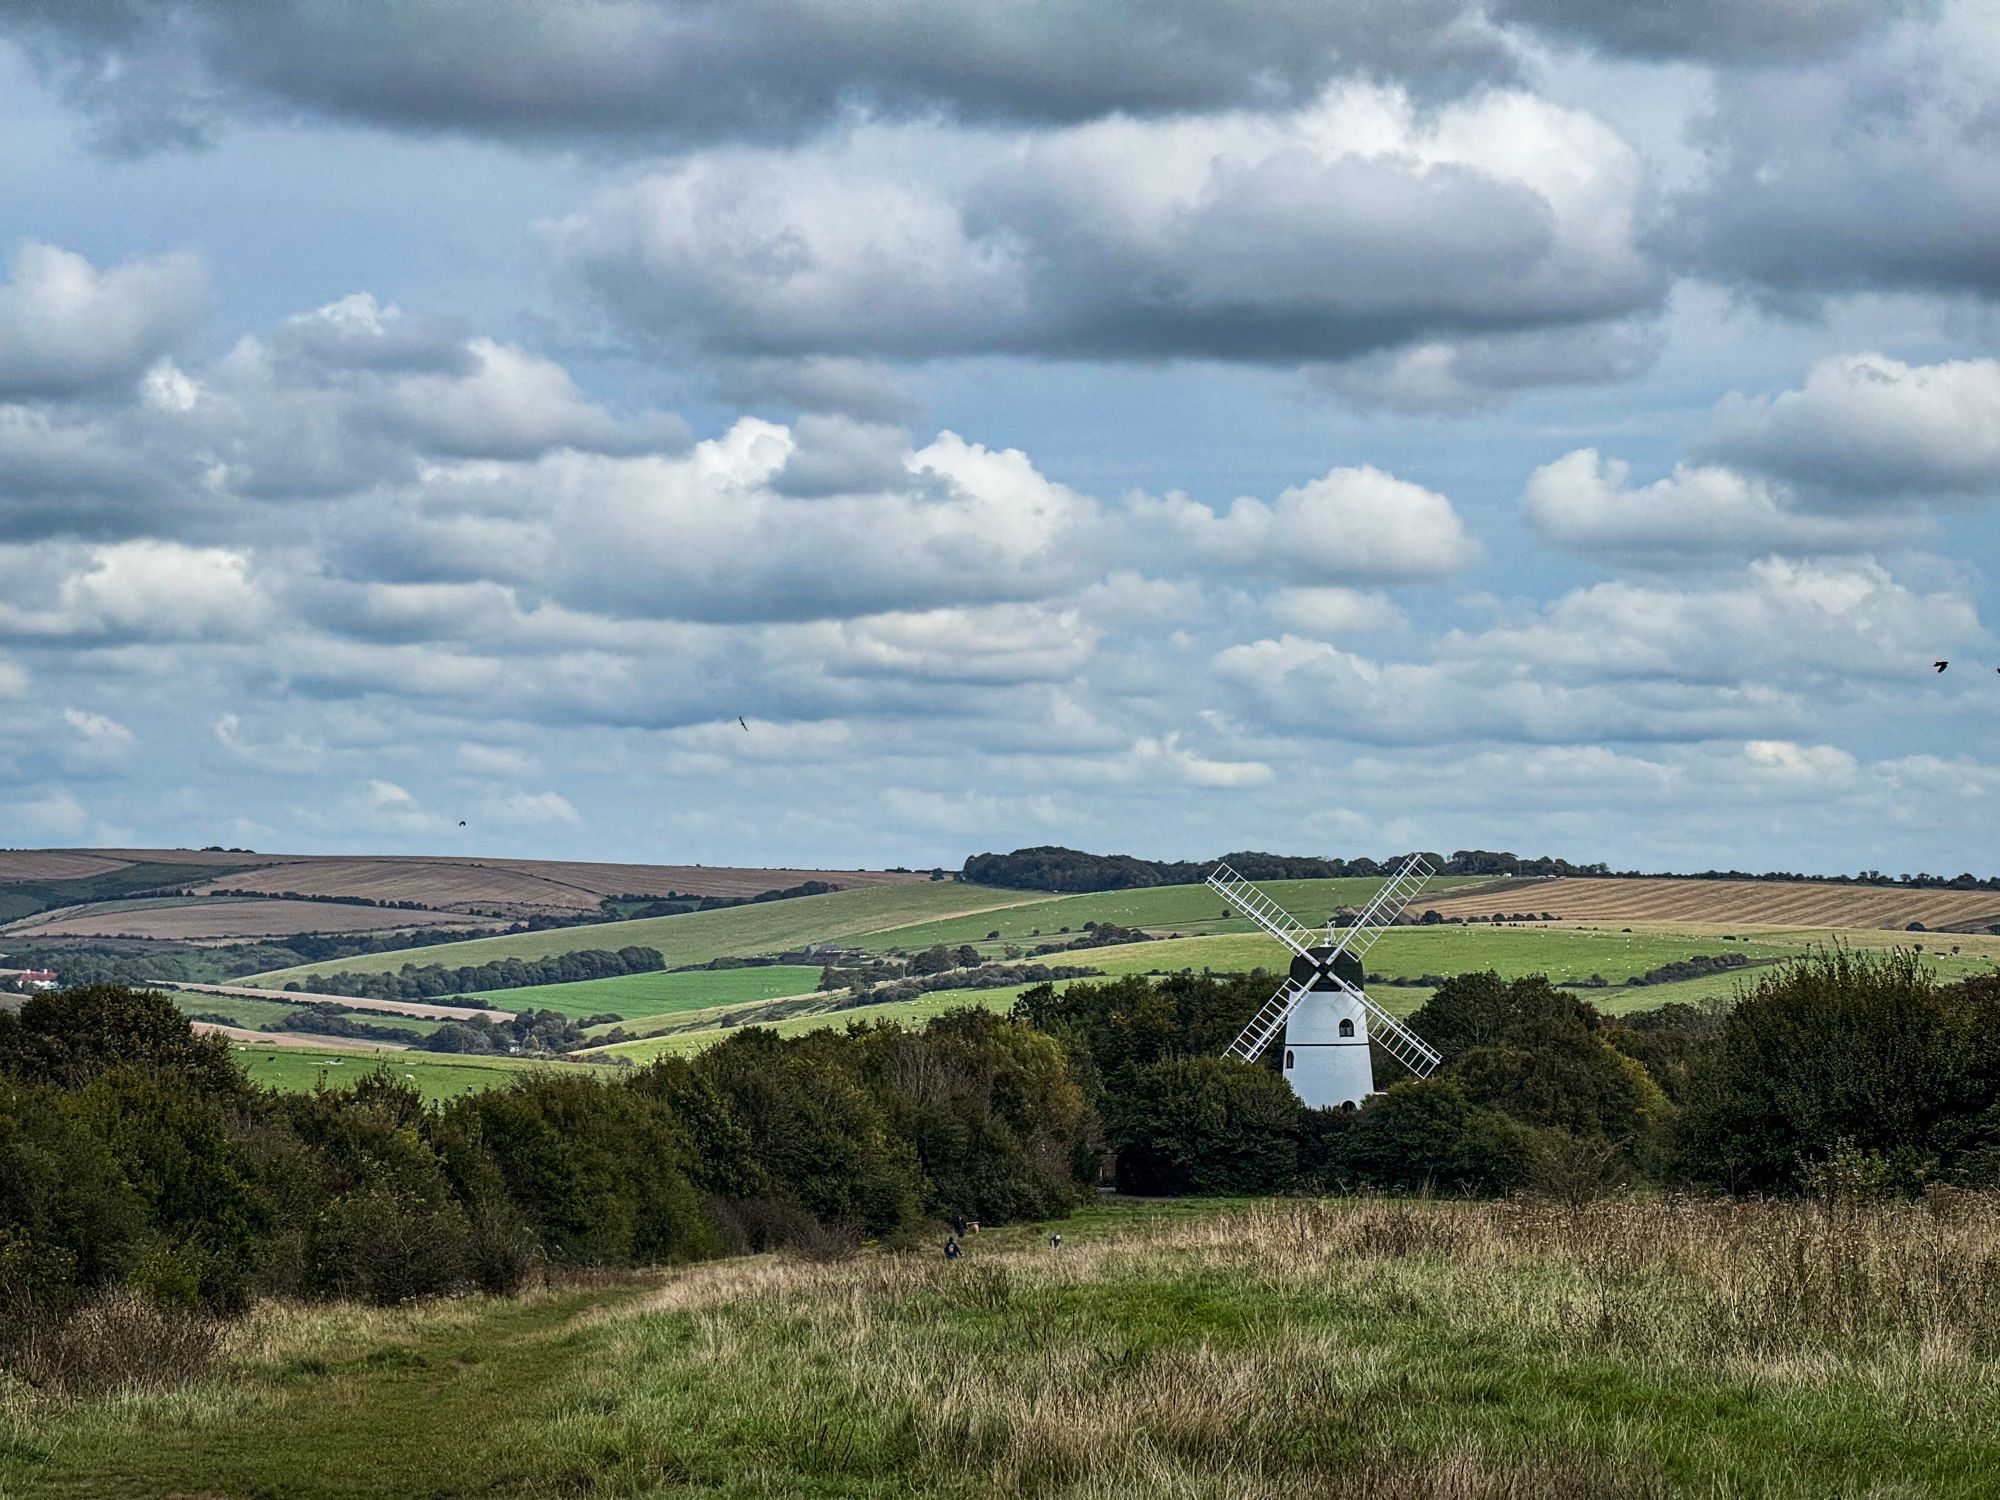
xmin=961 ymin=845 xmax=2000 ymax=894
xmin=1015 ymin=951 xmax=2000 ymax=1199
xmin=0 ymin=987 xmax=1089 ymax=1370
xmin=289 ymin=946 xmax=667 ymax=1001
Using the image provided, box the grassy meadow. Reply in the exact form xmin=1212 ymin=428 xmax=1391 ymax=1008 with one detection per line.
xmin=11 ymin=1194 xmax=2000 ymax=1497
xmin=467 ymin=963 xmax=824 ymax=1021
xmin=222 ymin=1044 xmax=612 ymax=1102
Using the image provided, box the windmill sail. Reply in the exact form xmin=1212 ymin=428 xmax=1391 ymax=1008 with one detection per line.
xmin=1222 ymin=974 xmax=1313 ymax=1064
xmin=1325 ymin=854 xmax=1434 ymax=955
xmin=1206 ymin=863 xmax=1316 ymax=957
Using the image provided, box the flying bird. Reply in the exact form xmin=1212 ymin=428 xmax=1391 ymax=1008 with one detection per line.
xmin=738 ymin=716 xmax=749 ymax=731
xmin=1936 ymin=661 xmax=1949 ymax=672
xmin=457 ymin=820 xmax=467 ymax=827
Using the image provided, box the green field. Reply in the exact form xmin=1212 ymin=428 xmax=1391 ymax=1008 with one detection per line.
xmin=169 ymin=993 xmax=440 ymax=1039
xmin=227 ymin=1044 xmax=607 ymax=1102
xmin=470 ymin=964 xmax=824 ymax=1021
xmin=857 ymin=876 xmax=1488 ymax=952
xmin=245 ymin=882 xmax=1047 ymax=987
xmin=11 ymin=1196 xmax=2000 ymax=1498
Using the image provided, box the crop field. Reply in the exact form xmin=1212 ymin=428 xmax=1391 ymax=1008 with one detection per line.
xmin=0 ymin=896 xmax=487 ymax=941
xmin=185 ymin=854 xmax=925 ymax=914
xmin=224 ymin=1043 xmax=610 ymax=1102
xmin=858 ymin=876 xmax=1490 ymax=951
xmin=245 ymin=882 xmax=1048 ymax=986
xmin=1424 ymin=876 xmax=2000 ymax=931
xmin=12 ymin=1195 xmax=2000 ymax=1498
xmin=469 ymin=964 xmax=825 ymax=1021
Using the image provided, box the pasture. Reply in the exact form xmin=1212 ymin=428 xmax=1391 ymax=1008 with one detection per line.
xmin=11 ymin=1196 xmax=2000 ymax=1497
xmin=224 ymin=1044 xmax=608 ymax=1102
xmin=468 ymin=963 xmax=824 ymax=1021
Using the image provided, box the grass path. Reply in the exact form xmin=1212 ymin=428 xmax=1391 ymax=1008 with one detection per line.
xmin=4 ymin=1283 xmax=651 ymax=1499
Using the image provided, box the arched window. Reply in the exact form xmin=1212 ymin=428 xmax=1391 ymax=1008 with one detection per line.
xmin=1284 ymin=1049 xmax=1295 ymax=1070
xmin=1338 ymin=1018 xmax=1355 ymax=1038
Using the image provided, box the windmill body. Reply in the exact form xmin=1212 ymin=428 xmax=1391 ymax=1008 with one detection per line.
xmin=1281 ymin=946 xmax=1374 ymax=1108
xmin=1208 ymin=857 xmax=1442 ymax=1106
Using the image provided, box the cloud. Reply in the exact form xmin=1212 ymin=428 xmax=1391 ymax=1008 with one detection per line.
xmin=1215 ymin=558 xmax=1986 ymax=746
xmin=0 ymin=540 xmax=269 ymax=641
xmin=1134 ymin=467 xmax=1480 ymax=584
xmin=0 ymin=242 xmax=208 ymax=397
xmin=551 ymin=84 xmax=1663 ymax=396
xmin=61 ymin=706 xmax=136 ymax=765
xmin=0 ymin=0 xmax=1514 ymax=153
xmin=1268 ymin=588 xmax=1407 ymax=637
xmin=3 ymin=787 xmax=90 ymax=837
xmin=1699 ymin=354 xmax=2000 ymax=502
xmin=479 ymin=789 xmax=581 ymax=826
xmin=1669 ymin=1 xmax=2000 ymax=303
xmin=1522 ymin=449 xmax=1923 ymax=562
xmin=1493 ymin=0 xmax=1920 ymax=63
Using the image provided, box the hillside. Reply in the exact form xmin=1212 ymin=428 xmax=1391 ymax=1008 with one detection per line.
xmin=0 ymin=847 xmax=926 ymax=941
xmin=244 ymin=881 xmax=1047 ymax=985
xmin=1421 ymin=876 xmax=2000 ymax=931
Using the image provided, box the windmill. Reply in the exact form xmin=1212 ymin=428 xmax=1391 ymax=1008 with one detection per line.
xmin=1208 ymin=854 xmax=1441 ymax=1108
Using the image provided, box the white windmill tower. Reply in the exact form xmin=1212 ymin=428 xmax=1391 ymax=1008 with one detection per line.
xmin=1208 ymin=854 xmax=1441 ymax=1108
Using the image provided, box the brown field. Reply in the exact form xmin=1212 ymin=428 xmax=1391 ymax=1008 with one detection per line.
xmin=184 ymin=855 xmax=925 ymax=915
xmin=0 ymin=899 xmax=489 ymax=942
xmin=0 ymin=850 xmax=140 ymax=881
xmin=1423 ymin=876 xmax=2000 ymax=931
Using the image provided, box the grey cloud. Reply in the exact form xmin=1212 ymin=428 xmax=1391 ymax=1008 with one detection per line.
xmin=1669 ymin=2 xmax=2000 ymax=302
xmin=1493 ymin=0 xmax=1926 ymax=63
xmin=0 ymin=0 xmax=1513 ymax=153
xmin=0 ymin=243 xmax=207 ymax=398
xmin=553 ymin=88 xmax=1665 ymax=390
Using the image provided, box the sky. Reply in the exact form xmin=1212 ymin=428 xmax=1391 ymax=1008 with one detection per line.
xmin=0 ymin=0 xmax=1995 ymax=875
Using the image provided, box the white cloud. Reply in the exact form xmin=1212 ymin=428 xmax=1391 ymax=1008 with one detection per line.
xmin=1522 ymin=449 xmax=1922 ymax=562
xmin=0 ymin=242 xmax=208 ymax=397
xmin=1134 ymin=467 xmax=1480 ymax=584
xmin=0 ymin=541 xmax=268 ymax=641
xmin=1701 ymin=353 xmax=2000 ymax=501
xmin=5 ymin=787 xmax=89 ymax=837
xmin=1268 ymin=588 xmax=1407 ymax=636
xmin=479 ymin=789 xmax=581 ymax=826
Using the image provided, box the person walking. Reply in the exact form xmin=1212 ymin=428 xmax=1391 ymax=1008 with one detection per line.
xmin=1048 ymin=1232 xmax=1062 ymax=1251
xmin=944 ymin=1236 xmax=961 ymax=1261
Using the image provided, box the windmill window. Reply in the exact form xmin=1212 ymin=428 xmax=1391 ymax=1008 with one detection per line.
xmin=1338 ymin=1019 xmax=1355 ymax=1038
xmin=1284 ymin=1049 xmax=1295 ymax=1070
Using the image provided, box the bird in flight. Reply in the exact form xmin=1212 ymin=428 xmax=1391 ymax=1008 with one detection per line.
xmin=738 ymin=716 xmax=749 ymax=731
xmin=1936 ymin=661 xmax=1949 ymax=672
xmin=457 ymin=820 xmax=467 ymax=827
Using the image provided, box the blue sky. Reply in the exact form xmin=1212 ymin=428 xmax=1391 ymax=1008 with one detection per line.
xmin=0 ymin=1 xmax=1995 ymax=875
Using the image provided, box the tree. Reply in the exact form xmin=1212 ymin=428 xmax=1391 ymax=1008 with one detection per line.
xmin=1108 ymin=1057 xmax=1300 ymax=1195
xmin=1675 ymin=951 xmax=2000 ymax=1193
xmin=1330 ymin=1079 xmax=1532 ymax=1196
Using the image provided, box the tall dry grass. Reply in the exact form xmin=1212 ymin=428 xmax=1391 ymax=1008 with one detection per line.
xmin=531 ymin=1194 xmax=2000 ymax=1496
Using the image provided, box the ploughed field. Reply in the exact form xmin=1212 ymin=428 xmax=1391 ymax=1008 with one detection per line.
xmin=1422 ymin=875 xmax=2000 ymax=932
xmin=9 ymin=1195 xmax=2000 ymax=1498
xmin=0 ymin=846 xmax=925 ymax=936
